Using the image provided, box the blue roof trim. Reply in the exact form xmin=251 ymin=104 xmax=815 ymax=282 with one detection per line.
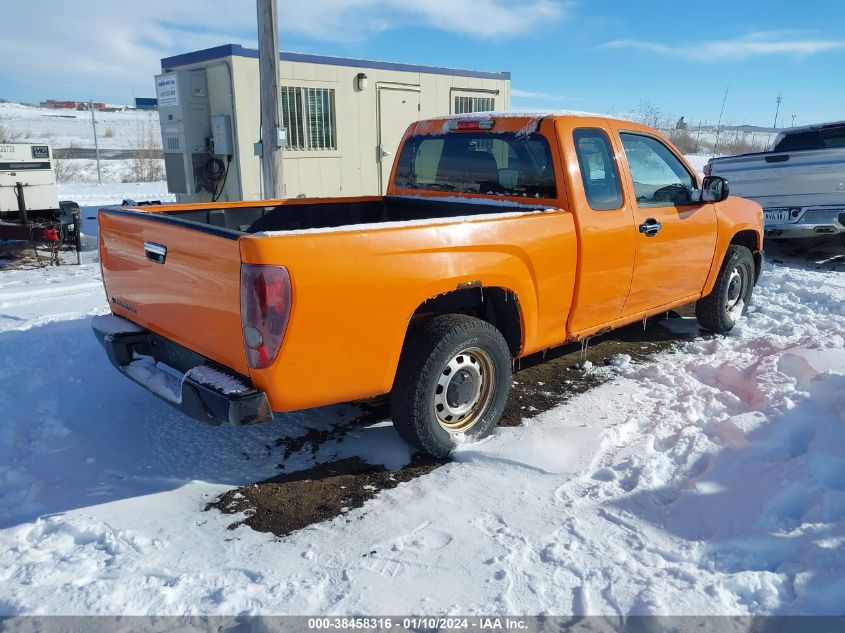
xmin=161 ymin=44 xmax=510 ymax=81
xmin=160 ymin=44 xmax=240 ymax=69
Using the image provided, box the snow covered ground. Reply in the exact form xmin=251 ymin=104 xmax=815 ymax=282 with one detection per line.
xmin=0 ymin=186 xmax=843 ymax=616
xmin=59 ymin=182 xmax=174 ymax=212
xmin=0 ymin=102 xmax=157 ymax=150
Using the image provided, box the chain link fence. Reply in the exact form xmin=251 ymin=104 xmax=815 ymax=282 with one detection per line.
xmin=0 ymin=103 xmax=165 ymax=184
xmin=661 ymin=125 xmax=774 ymax=157
xmin=626 ymin=101 xmax=777 ymax=157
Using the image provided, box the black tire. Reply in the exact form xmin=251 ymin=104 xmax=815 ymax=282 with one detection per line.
xmin=696 ymin=245 xmax=755 ymax=333
xmin=389 ymin=314 xmax=512 ymax=458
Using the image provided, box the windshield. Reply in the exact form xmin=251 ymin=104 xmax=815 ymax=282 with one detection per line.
xmin=393 ymin=132 xmax=557 ymax=198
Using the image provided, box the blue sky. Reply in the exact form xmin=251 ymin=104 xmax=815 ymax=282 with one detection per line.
xmin=1 ymin=0 xmax=843 ymax=127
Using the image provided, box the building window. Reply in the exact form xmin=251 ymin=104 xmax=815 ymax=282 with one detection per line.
xmin=281 ymin=87 xmax=336 ymax=150
xmin=454 ymin=95 xmax=495 ymax=114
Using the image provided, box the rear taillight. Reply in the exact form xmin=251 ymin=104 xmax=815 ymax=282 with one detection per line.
xmin=703 ymin=161 xmax=712 ymax=177
xmin=447 ymin=119 xmax=495 ymax=131
xmin=240 ymin=264 xmax=292 ymax=369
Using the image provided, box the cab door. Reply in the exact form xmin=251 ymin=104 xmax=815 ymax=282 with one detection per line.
xmin=556 ymin=118 xmax=638 ymax=335
xmin=613 ymin=130 xmax=717 ymax=316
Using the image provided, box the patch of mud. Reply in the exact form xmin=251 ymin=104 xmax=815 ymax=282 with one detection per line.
xmin=272 ymin=403 xmax=389 ymax=463
xmin=765 ymin=238 xmax=844 ymax=272
xmin=0 ymin=243 xmax=37 ymax=269
xmin=206 ymin=455 xmax=444 ymax=537
xmin=501 ymin=307 xmax=697 ymax=425
xmin=0 ymin=242 xmax=79 ymax=269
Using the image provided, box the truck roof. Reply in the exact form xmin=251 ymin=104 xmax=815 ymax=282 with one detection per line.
xmin=778 ymin=119 xmax=845 ymax=135
xmin=428 ymin=110 xmax=629 ymax=123
xmin=408 ymin=111 xmax=652 ymax=137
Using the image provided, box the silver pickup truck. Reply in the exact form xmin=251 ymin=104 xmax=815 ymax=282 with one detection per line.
xmin=706 ymin=121 xmax=845 ymax=241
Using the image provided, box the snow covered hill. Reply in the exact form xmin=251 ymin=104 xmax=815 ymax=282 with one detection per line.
xmin=0 ymin=102 xmax=157 ymax=150
xmin=0 ymin=191 xmax=843 ymax=615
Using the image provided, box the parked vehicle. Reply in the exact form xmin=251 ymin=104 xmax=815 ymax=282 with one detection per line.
xmin=92 ymin=113 xmax=763 ymax=457
xmin=706 ymin=121 xmax=845 ymax=241
xmin=1 ymin=142 xmax=82 ymax=262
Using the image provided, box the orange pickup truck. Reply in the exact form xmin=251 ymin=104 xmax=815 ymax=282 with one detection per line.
xmin=92 ymin=113 xmax=763 ymax=457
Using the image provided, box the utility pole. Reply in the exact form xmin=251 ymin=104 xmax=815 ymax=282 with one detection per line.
xmin=714 ymin=85 xmax=729 ymax=153
xmin=773 ymin=93 xmax=782 ymax=130
xmin=257 ymin=0 xmax=284 ymax=199
xmin=89 ymin=100 xmax=102 ymax=185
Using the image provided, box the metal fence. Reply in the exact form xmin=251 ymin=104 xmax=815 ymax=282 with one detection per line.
xmin=657 ymin=123 xmax=777 ymax=157
xmin=10 ymin=102 xmax=167 ymax=185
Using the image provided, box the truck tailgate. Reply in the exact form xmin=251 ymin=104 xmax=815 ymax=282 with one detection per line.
xmin=99 ymin=209 xmax=248 ymax=376
xmin=711 ymin=148 xmax=845 ymax=208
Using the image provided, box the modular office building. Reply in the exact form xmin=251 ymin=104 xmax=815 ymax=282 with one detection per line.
xmin=156 ymin=44 xmax=511 ymax=202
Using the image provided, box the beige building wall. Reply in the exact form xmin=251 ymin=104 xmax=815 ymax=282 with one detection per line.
xmin=162 ymin=48 xmax=510 ymax=202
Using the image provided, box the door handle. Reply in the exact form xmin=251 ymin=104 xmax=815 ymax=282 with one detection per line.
xmin=379 ymin=146 xmax=392 ymax=159
xmin=638 ymin=219 xmax=662 ymax=237
xmin=144 ymin=241 xmax=167 ymax=264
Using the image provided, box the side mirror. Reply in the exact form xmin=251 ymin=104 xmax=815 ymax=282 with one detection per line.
xmin=701 ymin=176 xmax=730 ymax=203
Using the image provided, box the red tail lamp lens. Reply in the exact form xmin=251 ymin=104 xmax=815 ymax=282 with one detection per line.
xmin=240 ymin=264 xmax=292 ymax=369
xmin=447 ymin=119 xmax=495 ymax=131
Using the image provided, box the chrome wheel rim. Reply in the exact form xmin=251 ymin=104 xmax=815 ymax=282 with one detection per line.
xmin=434 ymin=347 xmax=495 ymax=433
xmin=725 ymin=266 xmax=745 ymax=312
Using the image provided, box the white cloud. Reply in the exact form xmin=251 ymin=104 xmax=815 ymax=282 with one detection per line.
xmin=600 ymin=30 xmax=845 ymax=61
xmin=387 ymin=0 xmax=566 ymax=39
xmin=0 ymin=0 xmax=568 ymax=102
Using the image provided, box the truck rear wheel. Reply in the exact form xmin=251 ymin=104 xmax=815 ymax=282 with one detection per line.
xmin=695 ymin=245 xmax=755 ymax=334
xmin=389 ymin=314 xmax=512 ymax=458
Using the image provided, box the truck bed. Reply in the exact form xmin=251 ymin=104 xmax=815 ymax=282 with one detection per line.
xmin=98 ymin=194 xmax=569 ymax=411
xmin=127 ymin=195 xmax=550 ymax=236
xmin=709 ymin=147 xmax=845 ymax=209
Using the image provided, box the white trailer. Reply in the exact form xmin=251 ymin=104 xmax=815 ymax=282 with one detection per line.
xmin=156 ymin=45 xmax=511 ymax=203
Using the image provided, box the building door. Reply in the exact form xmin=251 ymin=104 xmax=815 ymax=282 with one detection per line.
xmin=378 ymin=87 xmax=420 ymax=193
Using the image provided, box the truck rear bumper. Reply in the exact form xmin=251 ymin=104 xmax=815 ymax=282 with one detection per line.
xmin=764 ymin=207 xmax=845 ymax=239
xmin=91 ymin=314 xmax=272 ymax=427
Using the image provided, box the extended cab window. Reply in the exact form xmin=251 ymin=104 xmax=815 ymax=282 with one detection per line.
xmin=619 ymin=133 xmax=697 ymax=207
xmin=573 ymin=128 xmax=623 ymax=210
xmin=394 ymin=132 xmax=557 ymax=198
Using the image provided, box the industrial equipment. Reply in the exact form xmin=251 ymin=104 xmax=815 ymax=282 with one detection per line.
xmin=156 ymin=70 xmax=232 ymax=201
xmin=0 ymin=143 xmax=82 ymax=264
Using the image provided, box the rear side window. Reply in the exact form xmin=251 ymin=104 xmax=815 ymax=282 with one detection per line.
xmin=394 ymin=132 xmax=557 ymax=198
xmin=773 ymin=126 xmax=845 ymax=152
xmin=573 ymin=128 xmax=623 ymax=210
